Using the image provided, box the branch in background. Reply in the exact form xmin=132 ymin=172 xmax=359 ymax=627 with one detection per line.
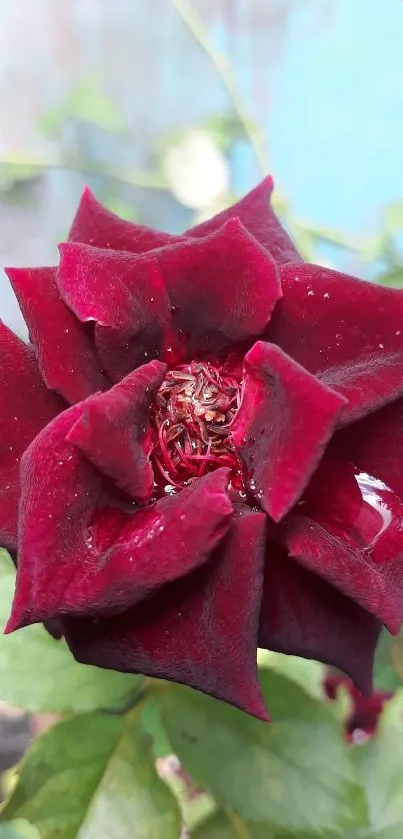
xmin=0 ymin=157 xmax=167 ymax=191
xmin=173 ymin=0 xmax=365 ymax=260
xmin=173 ymin=0 xmax=269 ymax=178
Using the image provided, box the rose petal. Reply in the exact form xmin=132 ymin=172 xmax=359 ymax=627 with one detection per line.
xmin=231 ymin=341 xmax=346 ymax=521
xmin=5 ymin=266 xmax=108 ymax=403
xmin=6 ymin=395 xmax=233 ymax=628
xmin=63 ymin=509 xmax=269 ymax=720
xmin=188 ymin=176 xmax=302 ymax=265
xmin=67 ymin=361 xmax=166 ymax=503
xmin=267 ymin=263 xmax=403 ymax=424
xmin=337 ymin=398 xmax=403 ymax=501
xmin=57 ymin=243 xmax=171 ymax=381
xmin=259 ymin=541 xmax=381 ymax=694
xmin=8 ymin=550 xmax=63 ymax=641
xmin=68 ymin=186 xmax=177 ymax=252
xmin=0 ymin=322 xmax=62 ymax=549
xmin=159 ymin=219 xmax=281 ymax=358
xmin=280 ymin=452 xmax=403 ymax=633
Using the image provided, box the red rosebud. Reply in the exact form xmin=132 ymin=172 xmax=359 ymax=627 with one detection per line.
xmin=324 ymin=673 xmax=393 ymax=742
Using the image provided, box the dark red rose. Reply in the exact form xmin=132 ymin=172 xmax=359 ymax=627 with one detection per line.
xmin=3 ymin=176 xmax=403 ymax=720
xmin=323 ymin=673 xmax=393 ymax=742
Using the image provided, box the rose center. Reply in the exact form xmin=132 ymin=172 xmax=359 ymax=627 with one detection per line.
xmin=150 ymin=360 xmax=243 ymax=493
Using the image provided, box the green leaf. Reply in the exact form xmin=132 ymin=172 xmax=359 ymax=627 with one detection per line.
xmin=1 ymin=710 xmax=181 ymax=839
xmin=163 ymin=670 xmax=364 ymax=835
xmin=349 ymin=695 xmax=403 ymax=839
xmin=374 ymin=629 xmax=403 ymax=691
xmin=141 ymin=695 xmax=172 ymax=759
xmin=141 ymin=696 xmax=216 ymax=830
xmin=0 ymin=549 xmax=142 ymax=712
xmin=40 ymin=76 xmax=125 ymax=136
xmin=377 ymin=268 xmax=403 ymax=288
xmin=0 ymin=822 xmax=41 ymax=839
xmin=191 ymin=810 xmax=271 ymax=838
xmin=258 ymin=650 xmax=325 ymax=700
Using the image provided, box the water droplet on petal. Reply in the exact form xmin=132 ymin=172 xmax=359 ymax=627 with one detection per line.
xmin=85 ymin=533 xmax=94 ymax=550
xmin=354 ymin=471 xmax=398 ymax=552
xmin=351 ymin=729 xmax=370 ymax=745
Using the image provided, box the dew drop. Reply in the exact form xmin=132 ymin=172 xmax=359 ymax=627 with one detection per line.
xmin=354 ymin=471 xmax=394 ymax=547
xmin=323 ymin=292 xmax=330 ymax=299
xmin=396 ymin=330 xmax=401 ymax=337
xmin=379 ymin=343 xmax=385 ymax=349
xmin=351 ymin=729 xmax=370 ymax=745
xmin=164 ymin=484 xmax=176 ymax=495
xmin=85 ymin=533 xmax=94 ymax=550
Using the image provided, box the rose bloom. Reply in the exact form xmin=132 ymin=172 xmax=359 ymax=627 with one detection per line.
xmin=323 ymin=673 xmax=393 ymax=743
xmin=2 ymin=177 xmax=403 ymax=720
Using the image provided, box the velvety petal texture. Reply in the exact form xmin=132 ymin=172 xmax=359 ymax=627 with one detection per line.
xmin=3 ymin=176 xmax=403 ymax=719
xmin=158 ymin=220 xmax=282 ymax=357
xmin=231 ymin=341 xmax=346 ymax=521
xmin=7 ymin=394 xmax=233 ymax=628
xmin=67 ymin=361 xmax=167 ymax=503
xmin=188 ymin=176 xmax=302 ymax=265
xmin=57 ymin=242 xmax=171 ymax=381
xmin=280 ymin=453 xmax=403 ymax=633
xmin=259 ymin=542 xmax=381 ymax=694
xmin=268 ymin=263 xmax=403 ymax=424
xmin=63 ymin=508 xmax=268 ymax=720
xmin=68 ymin=186 xmax=177 ymax=252
xmin=0 ymin=322 xmax=62 ymax=549
xmin=337 ymin=398 xmax=403 ymax=501
xmin=6 ymin=266 xmax=108 ymax=403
